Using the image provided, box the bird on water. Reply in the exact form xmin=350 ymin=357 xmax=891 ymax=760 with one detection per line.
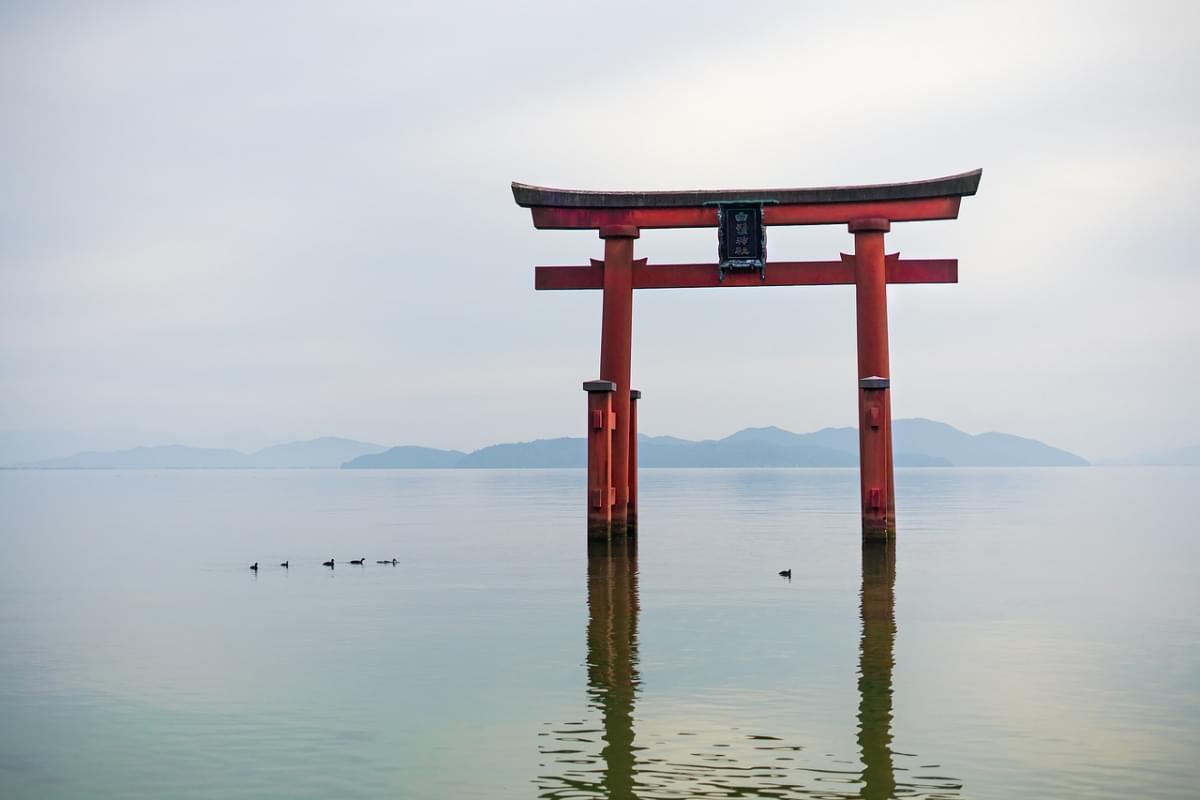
xmin=249 ymin=562 xmax=258 ymax=572
xmin=280 ymin=561 xmax=289 ymax=568
xmin=349 ymin=558 xmax=365 ymax=565
xmin=376 ymin=559 xmax=397 ymax=565
xmin=778 ymin=568 xmax=791 ymax=579
xmin=323 ymin=558 xmax=335 ymax=568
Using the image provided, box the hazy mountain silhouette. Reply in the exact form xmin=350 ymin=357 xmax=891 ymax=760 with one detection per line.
xmin=723 ymin=425 xmax=855 ymax=449
xmin=14 ymin=421 xmax=1088 ymax=469
xmin=344 ymin=418 xmax=1084 ymax=469
xmin=721 ymin=420 xmax=1087 ymax=467
xmin=0 ymin=429 xmax=292 ymax=464
xmin=21 ymin=437 xmax=387 ymax=469
xmin=890 ymin=418 xmax=1085 ymax=466
xmin=244 ymin=437 xmax=389 ymax=467
xmin=455 ymin=437 xmax=583 ymax=468
xmin=341 ymin=445 xmax=465 ymax=468
xmin=645 ymin=440 xmax=862 ymax=467
xmin=25 ymin=445 xmax=251 ymax=469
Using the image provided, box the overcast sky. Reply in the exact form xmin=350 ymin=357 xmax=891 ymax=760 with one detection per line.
xmin=2 ymin=1 xmax=1197 ymax=460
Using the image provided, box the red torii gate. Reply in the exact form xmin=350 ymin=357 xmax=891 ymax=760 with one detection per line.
xmin=512 ymin=169 xmax=981 ymax=541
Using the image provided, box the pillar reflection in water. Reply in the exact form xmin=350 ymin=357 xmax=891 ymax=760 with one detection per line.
xmin=538 ymin=536 xmax=960 ymax=799
xmin=858 ymin=541 xmax=896 ymax=800
xmin=585 ymin=536 xmax=640 ymax=799
xmin=536 ymin=537 xmax=639 ymax=799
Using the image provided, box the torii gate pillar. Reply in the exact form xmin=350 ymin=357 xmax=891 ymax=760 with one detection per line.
xmin=851 ymin=218 xmax=895 ymax=540
xmin=599 ymin=226 xmax=638 ymax=537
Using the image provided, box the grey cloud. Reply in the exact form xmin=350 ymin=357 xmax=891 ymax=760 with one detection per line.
xmin=1 ymin=1 xmax=1197 ymax=459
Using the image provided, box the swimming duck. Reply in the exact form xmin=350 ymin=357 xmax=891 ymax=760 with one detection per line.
xmin=323 ymin=558 xmax=335 ymax=568
xmin=349 ymin=558 xmax=365 ymax=565
xmin=376 ymin=559 xmax=397 ymax=565
xmin=778 ymin=568 xmax=791 ymax=579
xmin=250 ymin=562 xmax=258 ymax=572
xmin=280 ymin=561 xmax=289 ymax=568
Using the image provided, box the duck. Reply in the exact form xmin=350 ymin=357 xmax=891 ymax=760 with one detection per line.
xmin=778 ymin=568 xmax=791 ymax=579
xmin=349 ymin=558 xmax=365 ymax=566
xmin=376 ymin=559 xmax=398 ymax=565
xmin=280 ymin=561 xmax=289 ymax=569
xmin=249 ymin=562 xmax=258 ymax=572
xmin=322 ymin=558 xmax=335 ymax=568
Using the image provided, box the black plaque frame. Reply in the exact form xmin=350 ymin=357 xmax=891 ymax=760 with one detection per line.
xmin=716 ymin=203 xmax=767 ymax=281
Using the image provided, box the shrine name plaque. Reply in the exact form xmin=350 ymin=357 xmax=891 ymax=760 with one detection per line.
xmin=717 ymin=203 xmax=766 ymax=280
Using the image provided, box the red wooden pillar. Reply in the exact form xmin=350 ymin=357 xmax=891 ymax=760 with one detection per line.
xmin=851 ymin=218 xmax=896 ymax=540
xmin=584 ymin=380 xmax=616 ymax=540
xmin=628 ymin=389 xmax=640 ymax=532
xmin=599 ymin=225 xmax=638 ymax=537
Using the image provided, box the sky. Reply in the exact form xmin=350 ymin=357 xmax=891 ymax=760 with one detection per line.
xmin=1 ymin=0 xmax=1198 ymax=462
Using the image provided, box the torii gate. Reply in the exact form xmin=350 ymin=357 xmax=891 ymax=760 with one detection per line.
xmin=512 ymin=169 xmax=981 ymax=541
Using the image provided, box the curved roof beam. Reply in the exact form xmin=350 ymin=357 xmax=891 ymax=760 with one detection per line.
xmin=513 ymin=169 xmax=981 ymax=209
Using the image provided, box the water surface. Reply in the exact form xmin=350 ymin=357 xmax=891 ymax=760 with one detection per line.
xmin=0 ymin=467 xmax=1196 ymax=798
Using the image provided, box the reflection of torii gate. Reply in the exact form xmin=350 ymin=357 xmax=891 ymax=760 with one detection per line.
xmin=513 ymin=170 xmax=981 ymax=541
xmin=535 ymin=538 xmax=965 ymax=798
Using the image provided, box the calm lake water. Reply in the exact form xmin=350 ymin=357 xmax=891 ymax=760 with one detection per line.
xmin=0 ymin=467 xmax=1197 ymax=798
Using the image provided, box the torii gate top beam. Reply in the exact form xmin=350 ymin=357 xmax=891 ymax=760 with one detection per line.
xmin=513 ymin=169 xmax=982 ymax=230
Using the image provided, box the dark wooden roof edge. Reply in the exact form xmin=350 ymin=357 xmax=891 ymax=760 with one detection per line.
xmin=512 ymin=169 xmax=981 ymax=209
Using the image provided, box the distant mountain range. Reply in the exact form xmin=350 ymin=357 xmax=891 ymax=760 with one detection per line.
xmin=342 ymin=445 xmax=465 ymax=469
xmin=6 ymin=421 xmax=1094 ymax=469
xmin=7 ymin=424 xmax=1194 ymax=471
xmin=346 ymin=418 xmax=1087 ymax=469
xmin=16 ymin=437 xmax=387 ymax=469
xmin=0 ymin=429 xmax=290 ymax=464
xmin=0 ymin=419 xmax=1105 ymax=470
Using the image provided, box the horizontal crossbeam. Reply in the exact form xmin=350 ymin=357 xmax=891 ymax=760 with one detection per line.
xmin=528 ymin=197 xmax=964 ymax=230
xmin=534 ymin=254 xmax=957 ymax=290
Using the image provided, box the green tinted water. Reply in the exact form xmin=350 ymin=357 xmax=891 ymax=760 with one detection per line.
xmin=0 ymin=467 xmax=1196 ymax=798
